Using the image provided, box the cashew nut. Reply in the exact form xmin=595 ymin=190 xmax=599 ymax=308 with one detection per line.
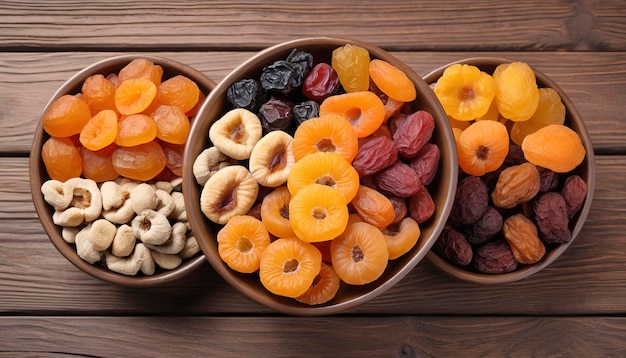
xmin=88 ymin=218 xmax=116 ymax=251
xmin=75 ymin=224 xmax=102 ymax=264
xmin=41 ymin=179 xmax=72 ymax=211
xmin=61 ymin=226 xmax=80 ymax=244
xmin=100 ymin=181 xmax=124 ymax=211
xmin=111 ymin=224 xmax=135 ymax=257
xmin=52 ymin=207 xmax=85 ymax=227
xmin=153 ymin=181 xmax=173 ymax=194
xmin=193 ymin=146 xmax=237 ymax=185
xmin=155 ymin=189 xmax=175 ymax=217
xmin=169 ymin=191 xmax=187 ymax=221
xmin=102 ymin=182 xmax=135 ymax=224
xmin=105 ymin=243 xmax=153 ymax=276
xmin=208 ymin=108 xmax=262 ymax=160
xmin=178 ymin=236 xmax=200 ymax=259
xmin=131 ymin=209 xmax=172 ymax=245
xmin=170 ymin=177 xmax=183 ymax=192
xmin=150 ymin=250 xmax=182 ymax=270
xmin=130 ymin=183 xmax=158 ymax=215
xmin=145 ymin=221 xmax=187 ymax=254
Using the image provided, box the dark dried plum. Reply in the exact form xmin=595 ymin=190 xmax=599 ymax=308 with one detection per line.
xmin=436 ymin=227 xmax=473 ymax=266
xmin=292 ymin=100 xmax=320 ymax=125
xmin=260 ymin=60 xmax=302 ymax=95
xmin=560 ymin=174 xmax=587 ymax=219
xmin=537 ymin=166 xmax=559 ymax=192
xmin=466 ymin=206 xmax=503 ymax=245
xmin=286 ymin=48 xmax=313 ymax=79
xmin=258 ymin=96 xmax=294 ymax=132
xmin=450 ymin=176 xmax=489 ymax=225
xmin=226 ymin=79 xmax=267 ymax=112
xmin=472 ymin=239 xmax=519 ymax=274
xmin=533 ymin=192 xmax=571 ymax=244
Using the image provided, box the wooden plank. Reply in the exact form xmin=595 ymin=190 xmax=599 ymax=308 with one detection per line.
xmin=1 ymin=1 xmax=625 ymax=51
xmin=1 ymin=51 xmax=625 ymax=154
xmin=0 ymin=316 xmax=625 ymax=356
xmin=2 ymin=156 xmax=625 ymax=315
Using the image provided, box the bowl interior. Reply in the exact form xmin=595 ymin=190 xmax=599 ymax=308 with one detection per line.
xmin=30 ymin=55 xmax=216 ymax=287
xmin=183 ymin=37 xmax=458 ymax=314
xmin=423 ymin=57 xmax=596 ymax=284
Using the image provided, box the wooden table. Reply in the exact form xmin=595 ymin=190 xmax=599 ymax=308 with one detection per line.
xmin=2 ymin=1 xmax=626 ymax=356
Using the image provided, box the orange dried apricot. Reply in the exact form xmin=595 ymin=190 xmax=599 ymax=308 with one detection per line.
xmin=111 ymin=141 xmax=166 ymax=181
xmin=350 ymin=185 xmax=395 ymax=229
xmin=114 ymin=78 xmax=157 ymax=115
xmin=155 ymin=75 xmax=200 ymax=114
xmin=368 ymin=59 xmax=416 ymax=102
xmin=331 ymin=44 xmax=370 ymax=93
xmin=81 ymin=74 xmax=117 ymax=114
xmin=510 ymin=87 xmax=565 ymax=145
xmin=381 ymin=217 xmax=420 ymax=260
xmin=41 ymin=136 xmax=83 ymax=181
xmin=116 ymin=114 xmax=157 ymax=147
xmin=160 ymin=141 xmax=185 ymax=177
xmin=456 ymin=120 xmax=510 ymax=176
xmin=117 ymin=58 xmax=163 ymax=87
xmin=42 ymin=94 xmax=92 ymax=137
xmin=292 ymin=114 xmax=359 ymax=162
xmin=79 ymin=109 xmax=118 ymax=151
xmin=217 ymin=215 xmax=271 ymax=274
xmin=319 ymin=91 xmax=386 ymax=138
xmin=433 ymin=63 xmax=496 ymax=121
xmin=492 ymin=62 xmax=539 ymax=122
xmin=287 ymin=151 xmax=359 ymax=203
xmin=295 ymin=262 xmax=341 ymax=305
xmin=261 ymin=186 xmax=296 ymax=239
xmin=259 ymin=237 xmax=322 ymax=298
xmin=151 ymin=105 xmax=190 ymax=145
xmin=330 ymin=222 xmax=389 ymax=285
xmin=521 ymin=124 xmax=585 ymax=173
xmin=81 ymin=143 xmax=119 ymax=182
xmin=288 ymin=184 xmax=349 ymax=243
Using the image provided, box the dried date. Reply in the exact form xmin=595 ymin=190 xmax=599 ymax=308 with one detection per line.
xmin=560 ymin=174 xmax=587 ymax=219
xmin=450 ymin=176 xmax=489 ymax=225
xmin=374 ymin=161 xmax=422 ymax=198
xmin=392 ymin=110 xmax=435 ymax=158
xmin=533 ymin=192 xmax=571 ymax=244
xmin=472 ymin=240 xmax=519 ymax=274
xmin=492 ymin=162 xmax=540 ymax=209
xmin=436 ymin=227 xmax=473 ymax=266
xmin=409 ymin=143 xmax=440 ymax=186
xmin=466 ymin=206 xmax=503 ymax=245
xmin=502 ymin=214 xmax=546 ymax=264
xmin=388 ymin=195 xmax=408 ymax=224
xmin=352 ymin=136 xmax=398 ymax=176
xmin=408 ymin=185 xmax=435 ymax=224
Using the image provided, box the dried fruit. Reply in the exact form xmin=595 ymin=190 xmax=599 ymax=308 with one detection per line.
xmin=289 ymin=184 xmax=349 ymax=243
xmin=510 ymin=87 xmax=565 ymax=145
xmin=502 ymin=214 xmax=545 ymax=264
xmin=258 ymin=96 xmax=294 ymax=132
xmin=292 ymin=114 xmax=358 ymax=163
xmin=409 ymin=143 xmax=440 ymax=186
xmin=115 ymin=78 xmax=157 ymax=115
xmin=374 ymin=161 xmax=422 ymax=198
xmin=382 ymin=217 xmax=420 ymax=260
xmin=227 ymin=79 xmax=267 ymax=112
xmin=199 ymin=165 xmax=259 ymax=225
xmin=217 ymin=215 xmax=271 ymax=273
xmin=331 ymin=44 xmax=370 ymax=93
xmin=302 ymin=63 xmax=340 ymax=101
xmin=81 ymin=74 xmax=117 ymax=114
xmin=209 ymin=108 xmax=263 ymax=160
xmin=111 ymin=141 xmax=166 ymax=181
xmin=472 ymin=240 xmax=519 ymax=274
xmin=295 ymin=262 xmax=340 ymax=305
xmin=521 ymin=124 xmax=585 ymax=173
xmin=81 ymin=143 xmax=118 ymax=182
xmin=331 ymin=222 xmax=389 ymax=285
xmin=408 ymin=185 xmax=436 ymax=224
xmin=292 ymin=100 xmax=320 ymax=125
xmin=261 ymin=186 xmax=296 ymax=239
xmin=151 ymin=105 xmax=190 ymax=145
xmin=388 ymin=195 xmax=408 ymax=224
xmin=392 ymin=110 xmax=435 ymax=158
xmin=42 ymin=94 xmax=92 ymax=137
xmin=435 ymin=227 xmax=473 ymax=266
xmin=491 ymin=162 xmax=540 ymax=209
xmin=351 ymin=185 xmax=395 ymax=229
xmin=492 ymin=62 xmax=539 ymax=122
xmin=260 ymin=60 xmax=302 ymax=96
xmin=79 ymin=109 xmax=118 ymax=151
xmin=116 ymin=114 xmax=157 ymax=147
xmin=456 ymin=120 xmax=509 ymax=176
xmin=533 ymin=192 xmax=571 ymax=244
xmin=319 ymin=91 xmax=386 ymax=138
xmin=466 ymin=206 xmax=502 ymax=245
xmin=117 ymin=58 xmax=163 ymax=86
xmin=450 ymin=176 xmax=489 ymax=225
xmin=154 ymin=75 xmax=200 ymax=114
xmin=42 ymin=136 xmax=83 ymax=181
xmin=561 ymin=175 xmax=588 ymax=219
xmin=352 ymin=136 xmax=398 ymax=177
xmin=249 ymin=130 xmax=295 ymax=187
xmin=368 ymin=59 xmax=416 ymax=102
xmin=537 ymin=166 xmax=559 ymax=192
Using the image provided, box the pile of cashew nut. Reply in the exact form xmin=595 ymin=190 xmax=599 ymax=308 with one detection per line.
xmin=41 ymin=176 xmax=200 ymax=276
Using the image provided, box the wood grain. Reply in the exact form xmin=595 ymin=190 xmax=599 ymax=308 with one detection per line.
xmin=2 ymin=156 xmax=624 ymax=315
xmin=1 ymin=51 xmax=625 ymax=154
xmin=1 ymin=316 xmax=625 ymax=357
xmin=1 ymin=0 xmax=625 ymax=51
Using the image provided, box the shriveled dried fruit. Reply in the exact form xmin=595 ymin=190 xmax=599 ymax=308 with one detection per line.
xmin=200 ymin=165 xmax=259 ymax=225
xmin=249 ymin=130 xmax=295 ymax=187
xmin=374 ymin=161 xmax=422 ymax=198
xmin=408 ymin=185 xmax=436 ymax=224
xmin=561 ymin=175 xmax=588 ymax=219
xmin=209 ymin=108 xmax=263 ymax=160
xmin=466 ymin=206 xmax=502 ymax=245
xmin=537 ymin=166 xmax=559 ymax=192
xmin=456 ymin=120 xmax=509 ymax=176
xmin=435 ymin=227 xmax=473 ymax=266
xmin=533 ymin=192 xmax=571 ymax=244
xmin=492 ymin=62 xmax=539 ymax=122
xmin=521 ymin=124 xmax=586 ymax=173
xmin=331 ymin=44 xmax=370 ymax=93
xmin=502 ymin=214 xmax=545 ymax=264
xmin=352 ymin=136 xmax=398 ymax=177
xmin=258 ymin=96 xmax=294 ymax=132
xmin=351 ymin=185 xmax=395 ymax=229
xmin=472 ymin=240 xmax=519 ymax=274
xmin=450 ymin=176 xmax=489 ymax=225
xmin=409 ymin=143 xmax=440 ymax=186
xmin=392 ymin=110 xmax=435 ymax=158
xmin=492 ymin=162 xmax=540 ymax=209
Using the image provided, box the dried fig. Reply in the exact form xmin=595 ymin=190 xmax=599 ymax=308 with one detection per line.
xmin=249 ymin=130 xmax=295 ymax=187
xmin=200 ymin=165 xmax=259 ymax=225
xmin=208 ymin=108 xmax=262 ymax=160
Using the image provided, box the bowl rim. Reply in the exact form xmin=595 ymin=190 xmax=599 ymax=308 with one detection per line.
xmin=183 ymin=36 xmax=459 ymax=315
xmin=423 ymin=56 xmax=596 ymax=285
xmin=29 ymin=54 xmax=215 ymax=287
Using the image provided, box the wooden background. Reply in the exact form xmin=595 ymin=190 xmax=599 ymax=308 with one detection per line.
xmin=1 ymin=1 xmax=626 ymax=356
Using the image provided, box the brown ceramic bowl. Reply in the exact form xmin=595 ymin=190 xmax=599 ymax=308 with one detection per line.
xmin=30 ymin=55 xmax=215 ymax=287
xmin=183 ymin=37 xmax=458 ymax=315
xmin=423 ymin=57 xmax=596 ymax=284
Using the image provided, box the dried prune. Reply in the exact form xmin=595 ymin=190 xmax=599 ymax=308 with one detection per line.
xmin=286 ymin=48 xmax=313 ymax=79
xmin=226 ymin=79 xmax=267 ymax=112
xmin=392 ymin=110 xmax=435 ymax=158
xmin=258 ymin=96 xmax=294 ymax=132
xmin=260 ymin=60 xmax=302 ymax=95
xmin=502 ymin=214 xmax=545 ymax=264
xmin=450 ymin=176 xmax=489 ymax=225
xmin=472 ymin=240 xmax=519 ymax=274
xmin=352 ymin=136 xmax=398 ymax=177
xmin=436 ymin=227 xmax=473 ymax=266
xmin=533 ymin=192 xmax=571 ymax=244
xmin=560 ymin=174 xmax=587 ymax=219
xmin=292 ymin=100 xmax=320 ymax=125
xmin=409 ymin=143 xmax=440 ymax=186
xmin=492 ymin=162 xmax=540 ymax=209
xmin=302 ymin=63 xmax=340 ymax=102
xmin=503 ymin=142 xmax=526 ymax=166
xmin=408 ymin=185 xmax=435 ymax=224
xmin=466 ymin=206 xmax=503 ymax=245
xmin=374 ymin=161 xmax=422 ymax=198
xmin=537 ymin=166 xmax=559 ymax=192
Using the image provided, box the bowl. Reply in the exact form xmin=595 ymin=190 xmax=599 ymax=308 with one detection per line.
xmin=183 ymin=37 xmax=458 ymax=315
xmin=423 ymin=57 xmax=596 ymax=284
xmin=30 ymin=54 xmax=216 ymax=287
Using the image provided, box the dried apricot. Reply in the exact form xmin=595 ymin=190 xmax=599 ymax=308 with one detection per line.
xmin=81 ymin=143 xmax=118 ymax=182
xmin=259 ymin=237 xmax=322 ymax=298
xmin=116 ymin=114 xmax=157 ymax=147
xmin=521 ymin=124 xmax=585 ymax=173
xmin=456 ymin=120 xmax=509 ymax=176
xmin=160 ymin=141 xmax=185 ymax=177
xmin=261 ymin=186 xmax=296 ymax=239
xmin=492 ymin=62 xmax=539 ymax=122
xmin=350 ymin=185 xmax=395 ymax=229
xmin=115 ymin=78 xmax=157 ymax=115
xmin=368 ymin=59 xmax=416 ymax=102
xmin=433 ymin=64 xmax=496 ymax=121
xmin=111 ymin=141 xmax=166 ymax=181
xmin=217 ymin=215 xmax=271 ymax=273
xmin=288 ymin=184 xmax=349 ymax=243
xmin=41 ymin=136 xmax=83 ymax=181
xmin=510 ymin=87 xmax=565 ymax=145
xmin=42 ymin=94 xmax=92 ymax=137
xmin=319 ymin=91 xmax=386 ymax=138
xmin=292 ymin=114 xmax=359 ymax=163
xmin=155 ymin=75 xmax=200 ymax=114
xmin=117 ymin=58 xmax=163 ymax=86
xmin=151 ymin=105 xmax=190 ymax=145
xmin=295 ymin=262 xmax=340 ymax=305
xmin=81 ymin=74 xmax=117 ymax=114
xmin=382 ymin=217 xmax=420 ymax=260
xmin=79 ymin=109 xmax=118 ymax=151
xmin=331 ymin=44 xmax=370 ymax=93
xmin=330 ymin=222 xmax=389 ymax=285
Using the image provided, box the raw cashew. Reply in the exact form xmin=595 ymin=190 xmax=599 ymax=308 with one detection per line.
xmin=75 ymin=224 xmax=102 ymax=264
xmin=65 ymin=177 xmax=102 ymax=222
xmin=178 ymin=236 xmax=200 ymax=259
xmin=130 ymin=183 xmax=158 ymax=215
xmin=150 ymin=250 xmax=182 ymax=270
xmin=132 ymin=209 xmax=172 ymax=245
xmin=153 ymin=181 xmax=173 ymax=194
xmin=105 ymin=243 xmax=153 ymax=276
xmin=155 ymin=189 xmax=175 ymax=217
xmin=41 ymin=179 xmax=72 ymax=211
xmin=61 ymin=226 xmax=80 ymax=244
xmin=208 ymin=108 xmax=262 ymax=160
xmin=111 ymin=224 xmax=135 ymax=257
xmin=145 ymin=221 xmax=187 ymax=254
xmin=88 ymin=219 xmax=116 ymax=251
xmin=193 ymin=146 xmax=237 ymax=186
xmin=169 ymin=191 xmax=187 ymax=221
xmin=100 ymin=181 xmax=124 ymax=211
xmin=52 ymin=207 xmax=84 ymax=227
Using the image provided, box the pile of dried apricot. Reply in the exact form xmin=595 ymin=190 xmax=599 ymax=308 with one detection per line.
xmin=432 ymin=61 xmax=588 ymax=274
xmin=194 ymin=44 xmax=440 ymax=304
xmin=39 ymin=58 xmax=205 ymax=276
